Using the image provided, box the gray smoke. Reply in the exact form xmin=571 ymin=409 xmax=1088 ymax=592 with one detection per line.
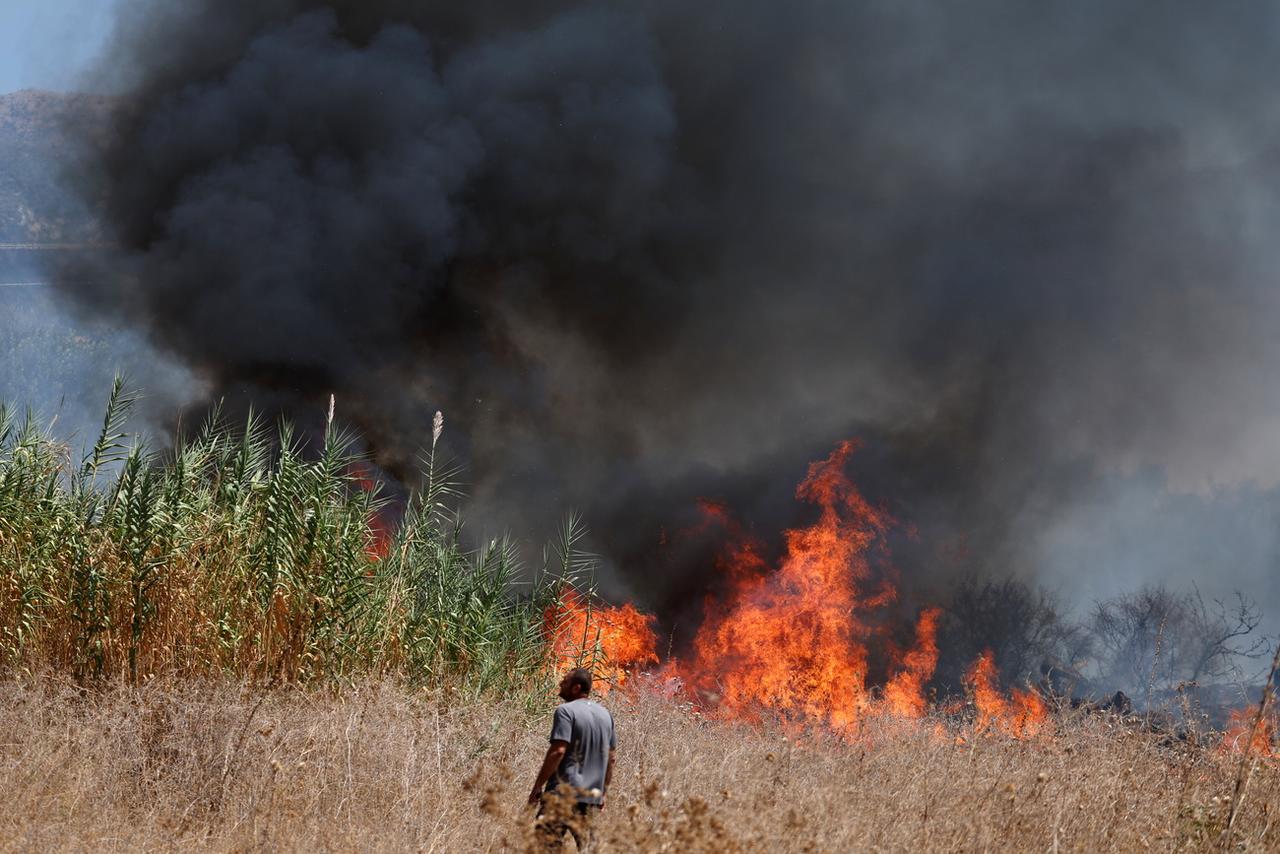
xmin=56 ymin=1 xmax=1280 ymax=629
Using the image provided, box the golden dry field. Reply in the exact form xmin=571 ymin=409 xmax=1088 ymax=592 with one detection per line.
xmin=0 ymin=675 xmax=1276 ymax=853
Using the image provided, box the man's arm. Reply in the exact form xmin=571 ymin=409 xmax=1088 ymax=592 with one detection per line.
xmin=527 ymin=740 xmax=568 ymax=806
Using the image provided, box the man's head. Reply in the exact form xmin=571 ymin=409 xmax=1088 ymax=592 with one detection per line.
xmin=558 ymin=668 xmax=593 ymax=701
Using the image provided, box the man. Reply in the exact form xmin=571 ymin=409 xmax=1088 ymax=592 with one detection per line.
xmin=527 ymin=668 xmax=616 ymax=851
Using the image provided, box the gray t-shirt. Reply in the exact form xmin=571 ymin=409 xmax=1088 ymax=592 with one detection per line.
xmin=546 ymin=698 xmax=616 ymax=805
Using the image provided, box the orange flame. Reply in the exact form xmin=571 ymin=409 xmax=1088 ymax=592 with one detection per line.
xmin=882 ymin=607 xmax=941 ymax=718
xmin=687 ymin=441 xmax=897 ymax=732
xmin=1009 ymin=689 xmax=1050 ymax=738
xmin=1221 ymin=707 xmax=1277 ymax=758
xmin=348 ymin=461 xmax=391 ymax=560
xmin=965 ymin=650 xmax=1006 ymax=733
xmin=365 ymin=517 xmax=391 ymax=560
xmin=964 ymin=650 xmax=1049 ymax=738
xmin=528 ymin=439 xmax=1062 ymax=741
xmin=695 ymin=498 xmax=769 ymax=581
xmin=544 ymin=589 xmax=659 ymax=693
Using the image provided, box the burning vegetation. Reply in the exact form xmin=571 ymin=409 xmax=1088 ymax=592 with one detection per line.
xmin=0 ymin=384 xmax=1272 ymax=756
xmin=538 ymin=438 xmax=1272 ymax=750
xmin=485 ymin=435 xmax=1068 ymax=741
xmin=964 ymin=650 xmax=1050 ymax=739
xmin=684 ymin=441 xmax=895 ymax=731
xmin=543 ymin=589 xmax=658 ymax=693
xmin=539 ymin=440 xmax=1074 ymax=739
xmin=1223 ymin=706 xmax=1279 ymax=760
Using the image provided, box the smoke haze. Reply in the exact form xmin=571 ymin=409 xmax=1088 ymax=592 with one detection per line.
xmin=52 ymin=1 xmax=1280 ymax=627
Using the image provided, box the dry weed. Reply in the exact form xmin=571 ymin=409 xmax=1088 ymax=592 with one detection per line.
xmin=0 ymin=675 xmax=1274 ymax=852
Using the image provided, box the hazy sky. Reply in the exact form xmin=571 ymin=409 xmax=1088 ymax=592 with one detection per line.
xmin=0 ymin=0 xmax=119 ymax=94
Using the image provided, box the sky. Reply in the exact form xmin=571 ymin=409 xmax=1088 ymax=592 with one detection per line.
xmin=0 ymin=0 xmax=119 ymax=94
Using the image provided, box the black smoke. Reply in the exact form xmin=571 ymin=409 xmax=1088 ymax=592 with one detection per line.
xmin=56 ymin=1 xmax=1280 ymax=627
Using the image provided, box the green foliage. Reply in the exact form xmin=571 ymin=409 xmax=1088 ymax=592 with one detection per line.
xmin=0 ymin=384 xmax=587 ymax=696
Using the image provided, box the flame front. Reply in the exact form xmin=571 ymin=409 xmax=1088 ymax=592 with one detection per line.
xmin=882 ymin=607 xmax=941 ymax=718
xmin=1222 ymin=707 xmax=1277 ymax=758
xmin=687 ymin=441 xmax=898 ymax=731
xmin=544 ymin=589 xmax=659 ymax=692
xmin=965 ymin=650 xmax=1049 ymax=738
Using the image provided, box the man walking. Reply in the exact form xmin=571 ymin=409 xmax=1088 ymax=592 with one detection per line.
xmin=528 ymin=668 xmax=616 ymax=851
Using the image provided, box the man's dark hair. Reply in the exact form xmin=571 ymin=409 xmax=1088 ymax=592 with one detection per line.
xmin=566 ymin=668 xmax=593 ymax=695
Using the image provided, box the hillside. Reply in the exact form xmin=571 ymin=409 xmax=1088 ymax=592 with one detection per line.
xmin=0 ymin=89 xmax=107 ymax=243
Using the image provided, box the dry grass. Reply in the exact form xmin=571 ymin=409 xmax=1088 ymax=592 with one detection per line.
xmin=0 ymin=675 xmax=1275 ymax=853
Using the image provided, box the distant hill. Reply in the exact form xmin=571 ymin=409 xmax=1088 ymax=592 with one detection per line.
xmin=0 ymin=89 xmax=110 ymax=244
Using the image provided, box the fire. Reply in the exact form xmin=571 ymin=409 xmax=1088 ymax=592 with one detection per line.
xmin=695 ymin=498 xmax=769 ymax=581
xmin=1221 ymin=707 xmax=1277 ymax=758
xmin=677 ymin=443 xmax=1057 ymax=737
xmin=348 ymin=461 xmax=392 ymax=559
xmin=964 ymin=650 xmax=1049 ymax=738
xmin=881 ymin=607 xmax=941 ymax=718
xmin=544 ymin=589 xmax=659 ymax=692
xmin=687 ymin=441 xmax=898 ymax=732
xmin=966 ymin=651 xmax=1004 ymax=732
xmin=364 ymin=512 xmax=392 ymax=560
xmin=529 ymin=438 xmax=1065 ymax=740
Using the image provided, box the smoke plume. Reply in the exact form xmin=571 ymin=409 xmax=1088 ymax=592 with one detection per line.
xmin=56 ymin=1 xmax=1280 ymax=626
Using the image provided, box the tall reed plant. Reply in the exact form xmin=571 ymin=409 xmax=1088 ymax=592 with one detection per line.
xmin=0 ymin=383 xmax=596 ymax=696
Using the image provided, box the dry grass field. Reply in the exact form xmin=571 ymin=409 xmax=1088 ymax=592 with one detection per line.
xmin=0 ymin=675 xmax=1275 ymax=853
xmin=3 ymin=403 xmax=1277 ymax=851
